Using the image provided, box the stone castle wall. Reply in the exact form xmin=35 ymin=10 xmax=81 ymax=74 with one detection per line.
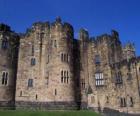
xmin=0 ymin=18 xmax=140 ymax=114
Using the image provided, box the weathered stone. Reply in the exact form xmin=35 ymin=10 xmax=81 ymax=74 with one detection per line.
xmin=0 ymin=18 xmax=140 ymax=115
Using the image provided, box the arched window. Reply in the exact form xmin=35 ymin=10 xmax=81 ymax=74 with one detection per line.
xmin=31 ymin=58 xmax=36 ymax=66
xmin=64 ymin=54 xmax=66 ymax=62
xmin=2 ymin=72 xmax=5 ymax=85
xmin=61 ymin=70 xmax=63 ymax=83
xmin=28 ymin=79 xmax=33 ymax=87
xmin=67 ymin=71 xmax=69 ymax=83
xmin=61 ymin=53 xmax=63 ymax=61
xmin=67 ymin=77 xmax=69 ymax=83
xmin=55 ymin=89 xmax=57 ymax=96
xmin=81 ymin=79 xmax=85 ymax=89
xmin=120 ymin=98 xmax=123 ymax=107
xmin=36 ymin=94 xmax=38 ymax=100
xmin=66 ymin=54 xmax=69 ymax=62
xmin=64 ymin=71 xmax=66 ymax=77
xmin=1 ymin=71 xmax=8 ymax=85
xmin=31 ymin=44 xmax=34 ymax=56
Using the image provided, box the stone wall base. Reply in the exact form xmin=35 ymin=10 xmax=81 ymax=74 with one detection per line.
xmin=0 ymin=101 xmax=15 ymax=109
xmin=88 ymin=107 xmax=140 ymax=116
xmin=15 ymin=101 xmax=79 ymax=110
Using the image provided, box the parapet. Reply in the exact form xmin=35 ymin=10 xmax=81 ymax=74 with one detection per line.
xmin=0 ymin=23 xmax=11 ymax=32
xmin=111 ymin=30 xmax=119 ymax=39
xmin=79 ymin=28 xmax=89 ymax=41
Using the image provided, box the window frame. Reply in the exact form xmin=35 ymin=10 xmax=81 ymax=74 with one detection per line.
xmin=95 ymin=72 xmax=104 ymax=87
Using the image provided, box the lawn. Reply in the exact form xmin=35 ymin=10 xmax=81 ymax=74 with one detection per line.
xmin=0 ymin=110 xmax=100 ymax=116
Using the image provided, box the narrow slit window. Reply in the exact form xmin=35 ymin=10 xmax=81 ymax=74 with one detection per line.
xmin=28 ymin=79 xmax=33 ymax=87
xmin=31 ymin=58 xmax=36 ymax=66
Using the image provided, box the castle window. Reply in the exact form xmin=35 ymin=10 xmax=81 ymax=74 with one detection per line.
xmin=123 ymin=98 xmax=126 ymax=107
xmin=95 ymin=73 xmax=104 ymax=87
xmin=67 ymin=77 xmax=69 ymax=83
xmin=55 ymin=89 xmax=57 ymax=96
xmin=31 ymin=44 xmax=34 ymax=56
xmin=64 ymin=77 xmax=66 ymax=83
xmin=67 ymin=71 xmax=69 ymax=83
xmin=106 ymin=96 xmax=109 ymax=103
xmin=31 ymin=58 xmax=36 ymax=66
xmin=46 ymin=72 xmax=49 ymax=85
xmin=120 ymin=97 xmax=126 ymax=107
xmin=28 ymin=79 xmax=33 ymax=87
xmin=130 ymin=97 xmax=133 ymax=107
xmin=61 ymin=70 xmax=63 ymax=83
xmin=81 ymin=79 xmax=85 ymax=89
xmin=61 ymin=70 xmax=69 ymax=83
xmin=61 ymin=53 xmax=63 ymax=61
xmin=120 ymin=98 xmax=123 ymax=107
xmin=1 ymin=39 xmax=8 ymax=49
xmin=139 ymin=67 xmax=140 ymax=72
xmin=36 ymin=94 xmax=38 ymax=100
xmin=61 ymin=53 xmax=69 ymax=62
xmin=95 ymin=55 xmax=100 ymax=64
xmin=64 ymin=54 xmax=66 ymax=62
xmin=1 ymin=71 xmax=8 ymax=85
xmin=66 ymin=54 xmax=69 ymax=62
xmin=115 ymin=72 xmax=123 ymax=84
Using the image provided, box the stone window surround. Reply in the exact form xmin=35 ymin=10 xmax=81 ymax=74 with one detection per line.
xmin=81 ymin=78 xmax=85 ymax=89
xmin=61 ymin=70 xmax=69 ymax=83
xmin=60 ymin=52 xmax=69 ymax=62
xmin=1 ymin=71 xmax=8 ymax=86
xmin=28 ymin=79 xmax=33 ymax=87
xmin=31 ymin=57 xmax=36 ymax=66
xmin=95 ymin=72 xmax=104 ymax=86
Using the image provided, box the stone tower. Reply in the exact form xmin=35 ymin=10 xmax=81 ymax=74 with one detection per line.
xmin=15 ymin=17 xmax=77 ymax=109
xmin=79 ymin=28 xmax=90 ymax=108
xmin=123 ymin=42 xmax=136 ymax=60
xmin=0 ymin=24 xmax=19 ymax=108
xmin=0 ymin=18 xmax=140 ymax=114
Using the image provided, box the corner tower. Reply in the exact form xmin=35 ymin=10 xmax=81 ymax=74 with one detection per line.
xmin=0 ymin=24 xmax=19 ymax=108
xmin=15 ymin=17 xmax=77 ymax=109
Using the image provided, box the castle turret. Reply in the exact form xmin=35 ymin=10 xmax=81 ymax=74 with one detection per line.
xmin=15 ymin=17 xmax=77 ymax=109
xmin=79 ymin=28 xmax=90 ymax=108
xmin=123 ymin=42 xmax=136 ymax=60
xmin=0 ymin=24 xmax=19 ymax=108
xmin=47 ymin=17 xmax=76 ymax=107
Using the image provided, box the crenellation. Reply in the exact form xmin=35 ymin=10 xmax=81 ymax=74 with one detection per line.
xmin=0 ymin=18 xmax=140 ymax=114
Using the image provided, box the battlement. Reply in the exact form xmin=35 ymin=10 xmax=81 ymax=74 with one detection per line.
xmin=79 ymin=28 xmax=89 ymax=41
xmin=0 ymin=23 xmax=11 ymax=32
xmin=0 ymin=18 xmax=140 ymax=114
xmin=24 ymin=17 xmax=74 ymax=39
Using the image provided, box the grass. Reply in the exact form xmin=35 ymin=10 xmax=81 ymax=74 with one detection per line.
xmin=0 ymin=110 xmax=100 ymax=116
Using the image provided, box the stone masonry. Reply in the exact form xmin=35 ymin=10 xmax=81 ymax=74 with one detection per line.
xmin=0 ymin=17 xmax=140 ymax=114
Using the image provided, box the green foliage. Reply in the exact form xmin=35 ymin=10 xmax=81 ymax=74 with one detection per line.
xmin=0 ymin=110 xmax=100 ymax=116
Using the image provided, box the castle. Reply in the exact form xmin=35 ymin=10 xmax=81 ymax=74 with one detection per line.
xmin=0 ymin=17 xmax=140 ymax=114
